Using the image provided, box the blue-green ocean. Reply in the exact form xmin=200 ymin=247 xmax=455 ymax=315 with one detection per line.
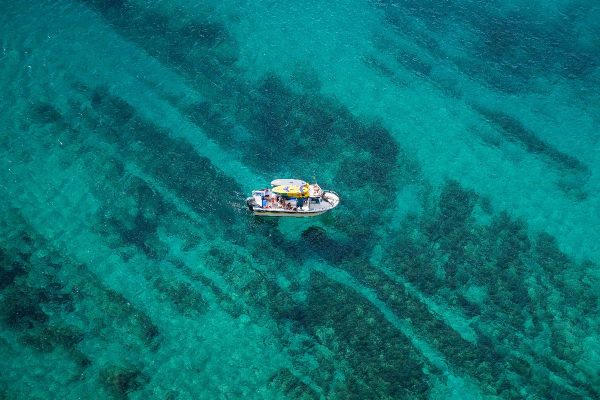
xmin=1 ymin=0 xmax=599 ymax=398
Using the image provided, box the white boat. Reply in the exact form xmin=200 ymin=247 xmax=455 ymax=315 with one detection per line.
xmin=246 ymin=179 xmax=340 ymax=217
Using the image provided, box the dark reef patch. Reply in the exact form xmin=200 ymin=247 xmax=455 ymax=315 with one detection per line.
xmin=83 ymin=0 xmax=238 ymax=85
xmin=487 ymin=211 xmax=531 ymax=270
xmin=388 ymin=230 xmax=442 ymax=295
xmin=102 ymin=288 xmax=161 ymax=347
xmin=20 ymin=325 xmax=84 ymax=353
xmin=153 ymin=277 xmax=209 ymax=317
xmin=85 ymin=87 xmax=243 ymax=226
xmin=95 ymin=168 xmax=168 ymax=260
xmin=0 ymin=223 xmax=163 ymax=377
xmin=381 ymin=178 xmax=600 ymax=398
xmin=2 ymin=286 xmax=50 ymax=329
xmin=425 ymin=179 xmax=476 ymax=248
xmin=0 ymin=249 xmax=72 ymax=332
xmin=362 ymin=54 xmax=410 ymax=86
xmin=304 ymin=272 xmax=432 ymax=399
xmin=301 ymin=226 xmax=361 ymax=265
xmin=268 ymin=368 xmax=319 ymax=400
xmin=394 ymin=50 xmax=432 ymax=78
xmin=341 ymin=258 xmax=507 ymax=396
xmin=473 ymin=104 xmax=588 ymax=174
xmin=28 ymin=102 xmax=63 ymax=125
xmin=373 ymin=0 xmax=600 ymax=92
xmin=100 ymin=365 xmax=149 ymax=399
xmin=0 ymin=232 xmax=93 ymax=376
xmin=0 ymin=251 xmax=27 ymax=290
xmin=240 ymin=74 xmax=407 ymax=188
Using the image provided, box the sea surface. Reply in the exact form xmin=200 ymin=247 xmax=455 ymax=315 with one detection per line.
xmin=1 ymin=0 xmax=599 ymax=398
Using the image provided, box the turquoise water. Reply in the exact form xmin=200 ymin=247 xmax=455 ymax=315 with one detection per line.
xmin=1 ymin=0 xmax=599 ymax=398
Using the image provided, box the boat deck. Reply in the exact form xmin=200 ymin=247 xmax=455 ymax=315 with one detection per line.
xmin=257 ymin=197 xmax=331 ymax=212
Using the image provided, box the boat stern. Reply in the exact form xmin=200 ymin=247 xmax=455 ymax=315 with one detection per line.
xmin=246 ymin=197 xmax=256 ymax=211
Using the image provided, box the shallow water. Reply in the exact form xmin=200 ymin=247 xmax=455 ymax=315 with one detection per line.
xmin=1 ymin=0 xmax=599 ymax=398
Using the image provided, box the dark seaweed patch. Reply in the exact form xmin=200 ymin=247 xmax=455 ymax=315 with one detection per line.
xmin=373 ymin=0 xmax=600 ymax=91
xmin=474 ymin=8 xmax=598 ymax=84
xmin=100 ymin=365 xmax=148 ymax=399
xmin=44 ymin=325 xmax=84 ymax=348
xmin=178 ymin=21 xmax=228 ymax=46
xmin=395 ymin=50 xmax=432 ymax=78
xmin=88 ymin=0 xmax=126 ymax=12
xmin=91 ymin=87 xmax=135 ymax=125
xmin=370 ymin=34 xmax=434 ymax=83
xmin=107 ymin=210 xmax=161 ymax=259
xmin=103 ymin=288 xmax=161 ymax=347
xmin=20 ymin=325 xmax=84 ymax=353
xmin=534 ymin=233 xmax=599 ymax=316
xmin=243 ymin=74 xmax=402 ymax=176
xmin=153 ymin=277 xmax=208 ymax=317
xmin=381 ymin=179 xmax=599 ymax=397
xmin=83 ymin=0 xmax=237 ymax=79
xmin=426 ymin=180 xmax=476 ymax=243
xmin=301 ymin=227 xmax=360 ymax=265
xmin=340 ymin=257 xmax=509 ymax=396
xmin=378 ymin=6 xmax=445 ymax=57
xmin=0 ymin=252 xmax=27 ymax=290
xmin=2 ymin=287 xmax=49 ymax=329
xmin=28 ymin=102 xmax=63 ymax=124
xmin=419 ymin=180 xmax=481 ymax=289
xmin=184 ymin=101 xmax=239 ymax=152
xmin=0 ymin=252 xmax=86 ymax=362
xmin=268 ymin=368 xmax=319 ymax=400
xmin=556 ymin=176 xmax=588 ymax=201
xmin=0 ymin=249 xmax=72 ymax=330
xmin=534 ymin=232 xmax=570 ymax=275
xmin=389 ymin=233 xmax=442 ymax=295
xmin=362 ymin=54 xmax=403 ymax=83
xmin=487 ymin=211 xmax=531 ymax=269
xmin=304 ymin=272 xmax=431 ymax=399
xmin=97 ymin=173 xmax=167 ymax=260
xmin=244 ymin=75 xmax=310 ymax=169
xmin=473 ymin=104 xmax=588 ymax=174
xmin=87 ymin=88 xmax=242 ymax=224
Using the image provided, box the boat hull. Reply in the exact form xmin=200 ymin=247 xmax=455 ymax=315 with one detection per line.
xmin=251 ymin=209 xmax=327 ymax=217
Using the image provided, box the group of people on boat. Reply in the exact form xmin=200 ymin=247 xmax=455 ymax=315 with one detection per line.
xmin=259 ymin=189 xmax=303 ymax=211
